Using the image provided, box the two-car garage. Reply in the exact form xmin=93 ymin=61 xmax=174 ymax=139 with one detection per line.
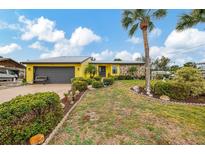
xmin=34 ymin=67 xmax=75 ymax=83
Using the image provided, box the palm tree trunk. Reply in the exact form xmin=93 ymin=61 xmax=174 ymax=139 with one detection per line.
xmin=142 ymin=29 xmax=151 ymax=95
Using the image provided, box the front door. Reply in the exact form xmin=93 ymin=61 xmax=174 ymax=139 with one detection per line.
xmin=99 ymin=66 xmax=106 ymax=77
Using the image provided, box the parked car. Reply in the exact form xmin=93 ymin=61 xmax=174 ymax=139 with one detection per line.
xmin=0 ymin=67 xmax=18 ymax=82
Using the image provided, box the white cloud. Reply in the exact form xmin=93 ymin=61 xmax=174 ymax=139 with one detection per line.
xmin=19 ymin=16 xmax=65 ymax=42
xmin=91 ymin=49 xmax=114 ymax=60
xmin=29 ymin=41 xmax=48 ymax=51
xmin=149 ymin=28 xmax=162 ymax=38
xmin=0 ymin=21 xmax=19 ymax=30
xmin=115 ymin=50 xmax=141 ymax=61
xmin=150 ymin=28 xmax=205 ymax=65
xmin=126 ymin=36 xmax=142 ymax=44
xmin=70 ymin=27 xmax=101 ymax=46
xmin=0 ymin=43 xmax=21 ymax=55
xmin=40 ymin=27 xmax=101 ymax=58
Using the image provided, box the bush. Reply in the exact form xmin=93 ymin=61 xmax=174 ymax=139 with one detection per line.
xmin=85 ymin=78 xmax=95 ymax=85
xmin=94 ymin=76 xmax=102 ymax=81
xmin=152 ymin=81 xmax=190 ymax=100
xmin=72 ymin=80 xmax=88 ymax=92
xmin=0 ymin=92 xmax=63 ymax=145
xmin=92 ymin=81 xmax=104 ymax=88
xmin=174 ymin=67 xmax=205 ymax=97
xmin=117 ymin=75 xmax=133 ymax=80
xmin=71 ymin=77 xmax=86 ymax=83
xmin=103 ymin=77 xmax=114 ymax=86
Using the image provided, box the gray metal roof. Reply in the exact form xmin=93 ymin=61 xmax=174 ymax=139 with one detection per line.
xmin=90 ymin=60 xmax=145 ymax=64
xmin=21 ymin=56 xmax=91 ymax=64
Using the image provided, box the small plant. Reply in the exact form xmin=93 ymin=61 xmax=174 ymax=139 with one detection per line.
xmin=72 ymin=80 xmax=88 ymax=92
xmin=94 ymin=76 xmax=102 ymax=81
xmin=103 ymin=77 xmax=114 ymax=86
xmin=92 ymin=81 xmax=104 ymax=88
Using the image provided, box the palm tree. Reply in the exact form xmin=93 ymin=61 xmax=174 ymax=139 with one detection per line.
xmin=85 ymin=64 xmax=97 ymax=78
xmin=176 ymin=9 xmax=205 ymax=31
xmin=121 ymin=9 xmax=167 ymax=95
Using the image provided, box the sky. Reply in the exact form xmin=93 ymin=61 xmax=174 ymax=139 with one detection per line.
xmin=0 ymin=9 xmax=205 ymax=65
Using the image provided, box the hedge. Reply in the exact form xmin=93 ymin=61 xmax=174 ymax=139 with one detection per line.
xmin=0 ymin=92 xmax=63 ymax=145
xmin=152 ymin=81 xmax=191 ymax=100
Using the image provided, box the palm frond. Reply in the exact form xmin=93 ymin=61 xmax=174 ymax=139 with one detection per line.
xmin=128 ymin=23 xmax=139 ymax=37
xmin=152 ymin=9 xmax=167 ymax=19
xmin=176 ymin=14 xmax=196 ymax=31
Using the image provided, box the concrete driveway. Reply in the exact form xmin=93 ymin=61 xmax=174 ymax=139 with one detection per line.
xmin=0 ymin=84 xmax=71 ymax=103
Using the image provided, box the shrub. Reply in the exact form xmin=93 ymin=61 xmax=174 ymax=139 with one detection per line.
xmin=94 ymin=76 xmax=102 ymax=81
xmin=85 ymin=78 xmax=95 ymax=85
xmin=72 ymin=80 xmax=88 ymax=92
xmin=92 ymin=81 xmax=104 ymax=88
xmin=174 ymin=67 xmax=205 ymax=97
xmin=0 ymin=92 xmax=63 ymax=145
xmin=103 ymin=77 xmax=114 ymax=86
xmin=117 ymin=75 xmax=133 ymax=80
xmin=153 ymin=81 xmax=190 ymax=100
xmin=71 ymin=77 xmax=86 ymax=83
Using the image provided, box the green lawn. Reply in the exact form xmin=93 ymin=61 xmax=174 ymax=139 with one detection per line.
xmin=50 ymin=80 xmax=205 ymax=145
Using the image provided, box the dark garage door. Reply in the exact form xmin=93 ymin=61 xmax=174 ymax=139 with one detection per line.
xmin=34 ymin=67 xmax=75 ymax=83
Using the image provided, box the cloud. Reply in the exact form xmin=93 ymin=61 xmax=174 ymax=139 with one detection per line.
xmin=91 ymin=49 xmax=114 ymax=60
xmin=70 ymin=27 xmax=101 ymax=46
xmin=150 ymin=28 xmax=205 ymax=65
xmin=0 ymin=21 xmax=19 ymax=30
xmin=40 ymin=27 xmax=101 ymax=58
xmin=0 ymin=43 xmax=21 ymax=55
xmin=149 ymin=28 xmax=162 ymax=38
xmin=115 ymin=50 xmax=141 ymax=60
xmin=29 ymin=41 xmax=48 ymax=51
xmin=126 ymin=36 xmax=142 ymax=44
xmin=19 ymin=16 xmax=65 ymax=42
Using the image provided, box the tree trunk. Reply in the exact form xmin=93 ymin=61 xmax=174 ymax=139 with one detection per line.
xmin=141 ymin=28 xmax=151 ymax=95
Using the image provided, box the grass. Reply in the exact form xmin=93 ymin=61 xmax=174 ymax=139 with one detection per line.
xmin=49 ymin=80 xmax=205 ymax=145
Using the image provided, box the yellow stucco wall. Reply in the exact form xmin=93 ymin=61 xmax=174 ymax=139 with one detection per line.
xmin=94 ymin=64 xmax=120 ymax=77
xmin=25 ymin=58 xmax=91 ymax=83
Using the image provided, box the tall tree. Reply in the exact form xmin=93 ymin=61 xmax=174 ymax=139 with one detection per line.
xmin=121 ymin=9 xmax=167 ymax=95
xmin=183 ymin=62 xmax=197 ymax=68
xmin=176 ymin=9 xmax=205 ymax=31
xmin=152 ymin=56 xmax=170 ymax=71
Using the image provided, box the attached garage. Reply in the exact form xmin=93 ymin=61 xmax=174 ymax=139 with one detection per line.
xmin=34 ymin=67 xmax=75 ymax=83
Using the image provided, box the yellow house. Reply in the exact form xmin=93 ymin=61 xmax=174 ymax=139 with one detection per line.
xmin=22 ymin=56 xmax=145 ymax=84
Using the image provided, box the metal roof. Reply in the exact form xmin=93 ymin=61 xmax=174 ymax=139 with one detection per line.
xmin=0 ymin=57 xmax=25 ymax=68
xmin=90 ymin=60 xmax=145 ymax=64
xmin=21 ymin=56 xmax=91 ymax=64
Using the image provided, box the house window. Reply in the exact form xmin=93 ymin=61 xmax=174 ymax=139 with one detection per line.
xmin=112 ymin=65 xmax=117 ymax=74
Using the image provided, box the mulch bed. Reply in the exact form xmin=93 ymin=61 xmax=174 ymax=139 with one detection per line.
xmin=61 ymin=91 xmax=85 ymax=115
xmin=131 ymin=87 xmax=205 ymax=105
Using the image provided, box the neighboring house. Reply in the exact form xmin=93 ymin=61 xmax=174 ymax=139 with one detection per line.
xmin=0 ymin=57 xmax=25 ymax=80
xmin=197 ymin=62 xmax=205 ymax=78
xmin=22 ymin=56 xmax=145 ymax=84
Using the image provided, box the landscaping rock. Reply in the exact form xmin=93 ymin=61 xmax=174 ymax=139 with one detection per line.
xmin=70 ymin=101 xmax=74 ymax=104
xmin=60 ymin=103 xmax=65 ymax=109
xmin=160 ymin=95 xmax=170 ymax=101
xmin=29 ymin=134 xmax=45 ymax=145
xmin=88 ymin=85 xmax=95 ymax=90
xmin=75 ymin=90 xmax=80 ymax=95
xmin=132 ymin=86 xmax=140 ymax=93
